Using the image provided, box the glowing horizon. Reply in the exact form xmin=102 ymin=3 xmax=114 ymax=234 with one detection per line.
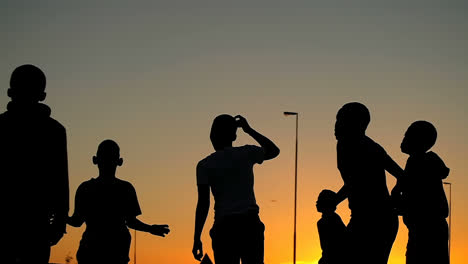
xmin=2 ymin=1 xmax=467 ymax=264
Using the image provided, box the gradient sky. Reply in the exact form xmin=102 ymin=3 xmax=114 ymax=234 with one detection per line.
xmin=2 ymin=1 xmax=467 ymax=263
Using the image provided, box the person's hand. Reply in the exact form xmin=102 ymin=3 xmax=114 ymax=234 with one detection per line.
xmin=48 ymin=229 xmax=65 ymax=246
xmin=150 ymin=224 xmax=170 ymax=237
xmin=391 ymin=181 xmax=402 ymax=197
xmin=48 ymin=215 xmax=66 ymax=246
xmin=192 ymin=239 xmax=203 ymax=261
xmin=235 ymin=115 xmax=252 ymax=133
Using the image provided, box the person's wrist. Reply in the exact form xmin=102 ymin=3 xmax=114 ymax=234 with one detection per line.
xmin=244 ymin=126 xmax=254 ymax=134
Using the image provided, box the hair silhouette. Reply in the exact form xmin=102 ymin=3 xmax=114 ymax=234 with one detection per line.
xmin=2 ymin=64 xmax=69 ymax=264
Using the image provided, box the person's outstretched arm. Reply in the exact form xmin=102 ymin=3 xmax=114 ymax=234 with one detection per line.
xmin=336 ymin=185 xmax=349 ymax=205
xmin=384 ymin=153 xmax=404 ymax=180
xmin=193 ymin=184 xmax=210 ymax=261
xmin=126 ymin=217 xmax=170 ymax=237
xmin=235 ymin=115 xmax=280 ymax=160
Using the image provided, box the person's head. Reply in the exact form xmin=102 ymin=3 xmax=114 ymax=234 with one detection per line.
xmin=93 ymin=139 xmax=123 ymax=176
xmin=401 ymin=121 xmax=437 ymax=155
xmin=8 ymin=64 xmax=47 ymax=103
xmin=316 ymin=189 xmax=337 ymax=214
xmin=210 ymin=114 xmax=237 ymax=150
xmin=335 ymin=102 xmax=370 ymax=140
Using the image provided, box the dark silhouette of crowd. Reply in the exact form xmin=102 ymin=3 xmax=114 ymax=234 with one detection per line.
xmin=3 ymin=65 xmax=449 ymax=264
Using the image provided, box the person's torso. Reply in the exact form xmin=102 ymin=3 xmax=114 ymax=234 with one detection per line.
xmin=201 ymin=146 xmax=259 ymax=219
xmin=0 ymin=108 xmax=65 ymax=229
xmin=338 ymin=137 xmax=392 ymax=213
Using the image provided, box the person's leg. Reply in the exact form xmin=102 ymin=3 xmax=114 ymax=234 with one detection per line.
xmin=418 ymin=220 xmax=449 ymax=264
xmin=210 ymin=219 xmax=241 ymax=264
xmin=240 ymin=215 xmax=265 ymax=264
xmin=381 ymin=213 xmax=399 ymax=263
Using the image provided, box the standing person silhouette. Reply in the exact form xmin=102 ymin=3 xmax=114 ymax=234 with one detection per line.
xmin=192 ymin=114 xmax=280 ymax=264
xmin=1 ymin=64 xmax=69 ymax=264
xmin=398 ymin=121 xmax=449 ymax=264
xmin=68 ymin=140 xmax=170 ymax=264
xmin=334 ymin=102 xmax=404 ymax=264
xmin=316 ymin=189 xmax=347 ymax=264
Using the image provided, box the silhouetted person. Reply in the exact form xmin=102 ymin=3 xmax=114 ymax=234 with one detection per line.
xmin=1 ymin=65 xmax=69 ymax=264
xmin=398 ymin=121 xmax=449 ymax=264
xmin=334 ymin=102 xmax=404 ymax=264
xmin=316 ymin=190 xmax=347 ymax=264
xmin=193 ymin=115 xmax=280 ymax=264
xmin=68 ymin=140 xmax=170 ymax=264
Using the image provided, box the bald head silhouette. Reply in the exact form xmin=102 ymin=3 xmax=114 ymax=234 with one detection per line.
xmin=8 ymin=64 xmax=47 ymax=103
xmin=401 ymin=121 xmax=437 ymax=155
xmin=335 ymin=102 xmax=370 ymax=140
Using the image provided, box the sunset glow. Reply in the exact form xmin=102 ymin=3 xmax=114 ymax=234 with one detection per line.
xmin=2 ymin=1 xmax=467 ymax=264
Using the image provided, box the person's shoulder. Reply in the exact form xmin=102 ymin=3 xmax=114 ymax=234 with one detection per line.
xmin=46 ymin=116 xmax=67 ymax=133
xmin=425 ymin=151 xmax=450 ymax=179
xmin=237 ymin=144 xmax=262 ymax=153
xmin=115 ymin=178 xmax=135 ymax=189
xmin=77 ymin=178 xmax=96 ymax=191
xmin=197 ymin=154 xmax=213 ymax=168
xmin=364 ymin=136 xmax=387 ymax=153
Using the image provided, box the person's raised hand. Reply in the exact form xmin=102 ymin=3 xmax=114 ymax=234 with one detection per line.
xmin=235 ymin=115 xmax=252 ymax=133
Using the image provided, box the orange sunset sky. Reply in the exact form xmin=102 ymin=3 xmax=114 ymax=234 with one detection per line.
xmin=2 ymin=1 xmax=467 ymax=264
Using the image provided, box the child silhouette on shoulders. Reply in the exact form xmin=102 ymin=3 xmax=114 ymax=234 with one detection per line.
xmin=316 ymin=190 xmax=347 ymax=264
xmin=68 ymin=140 xmax=170 ymax=264
xmin=398 ymin=121 xmax=449 ymax=264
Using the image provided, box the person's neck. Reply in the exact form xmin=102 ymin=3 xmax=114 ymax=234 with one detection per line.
xmin=409 ymin=151 xmax=427 ymax=158
xmin=321 ymin=211 xmax=335 ymax=217
xmin=214 ymin=143 xmax=233 ymax=151
xmin=97 ymin=172 xmax=117 ymax=181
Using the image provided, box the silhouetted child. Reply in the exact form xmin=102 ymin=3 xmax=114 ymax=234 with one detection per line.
xmin=1 ymin=65 xmax=69 ymax=264
xmin=68 ymin=140 xmax=170 ymax=264
xmin=399 ymin=121 xmax=449 ymax=264
xmin=334 ymin=102 xmax=404 ymax=264
xmin=316 ymin=190 xmax=347 ymax=264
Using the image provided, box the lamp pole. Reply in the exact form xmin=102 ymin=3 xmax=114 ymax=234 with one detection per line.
xmin=284 ymin=111 xmax=298 ymax=264
xmin=134 ymin=229 xmax=137 ymax=264
xmin=443 ymin=182 xmax=452 ymax=263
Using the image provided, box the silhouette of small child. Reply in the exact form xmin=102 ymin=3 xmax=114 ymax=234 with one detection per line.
xmin=316 ymin=190 xmax=347 ymax=264
xmin=399 ymin=121 xmax=449 ymax=264
xmin=68 ymin=140 xmax=170 ymax=264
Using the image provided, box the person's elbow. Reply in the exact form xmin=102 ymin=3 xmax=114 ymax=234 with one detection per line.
xmin=265 ymin=146 xmax=280 ymax=160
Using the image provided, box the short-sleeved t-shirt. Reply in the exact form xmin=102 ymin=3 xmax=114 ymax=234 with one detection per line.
xmin=74 ymin=177 xmax=141 ymax=262
xmin=197 ymin=145 xmax=265 ymax=220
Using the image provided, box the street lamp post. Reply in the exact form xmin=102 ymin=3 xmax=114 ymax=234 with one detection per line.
xmin=134 ymin=229 xmax=137 ymax=264
xmin=284 ymin=111 xmax=298 ymax=264
xmin=443 ymin=182 xmax=452 ymax=263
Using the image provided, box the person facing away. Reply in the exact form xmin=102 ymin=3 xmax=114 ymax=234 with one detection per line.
xmin=0 ymin=65 xmax=69 ymax=264
xmin=316 ymin=190 xmax=347 ymax=264
xmin=192 ymin=114 xmax=280 ymax=264
xmin=68 ymin=140 xmax=170 ymax=264
xmin=398 ymin=121 xmax=449 ymax=264
xmin=334 ymin=102 xmax=404 ymax=264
